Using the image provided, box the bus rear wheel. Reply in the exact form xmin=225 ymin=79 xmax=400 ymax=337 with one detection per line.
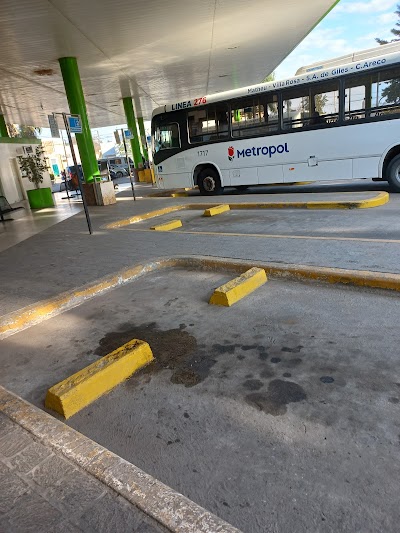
xmin=387 ymin=154 xmax=400 ymax=192
xmin=198 ymin=168 xmax=224 ymax=195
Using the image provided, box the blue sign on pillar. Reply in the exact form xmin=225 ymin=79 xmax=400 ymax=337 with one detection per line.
xmin=124 ymin=129 xmax=133 ymax=139
xmin=68 ymin=116 xmax=82 ymax=133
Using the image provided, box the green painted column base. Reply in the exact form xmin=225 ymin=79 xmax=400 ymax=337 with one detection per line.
xmin=27 ymin=188 xmax=54 ymax=209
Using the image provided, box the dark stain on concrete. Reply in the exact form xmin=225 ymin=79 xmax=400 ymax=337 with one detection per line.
xmin=243 ymin=379 xmax=263 ymax=391
xmin=171 ymin=369 xmax=202 ymax=387
xmin=246 ymin=379 xmax=307 ymax=416
xmin=388 ymin=397 xmax=399 ymax=404
xmin=320 ymin=376 xmax=335 ymax=384
xmin=241 ymin=345 xmax=258 ymax=351
xmin=284 ymin=358 xmax=303 ymax=368
xmin=283 ymin=372 xmax=292 ymax=378
xmin=95 ymin=322 xmax=212 ymax=387
xmin=164 ymin=297 xmax=178 ymax=307
xmin=270 ymin=357 xmax=281 ymax=364
xmin=212 ymin=343 xmax=240 ymax=354
xmin=95 ymin=321 xmax=197 ymax=364
xmin=237 ymin=355 xmax=246 ymax=361
xmin=260 ymin=368 xmax=275 ymax=379
xmin=282 ymin=345 xmax=303 ymax=353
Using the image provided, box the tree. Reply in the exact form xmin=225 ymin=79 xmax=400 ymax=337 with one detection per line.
xmin=19 ymin=125 xmax=41 ymax=138
xmin=376 ymin=4 xmax=400 ymax=44
xmin=5 ymin=124 xmax=40 ymax=138
xmin=376 ymin=4 xmax=400 ymax=104
xmin=17 ymin=146 xmax=49 ymax=189
xmin=262 ymin=72 xmax=276 ymax=83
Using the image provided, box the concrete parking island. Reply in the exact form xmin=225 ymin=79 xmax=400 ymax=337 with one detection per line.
xmin=1 ymin=255 xmax=400 ymax=340
xmin=106 ymin=191 xmax=389 ymax=229
xmin=45 ymin=339 xmax=154 ymax=419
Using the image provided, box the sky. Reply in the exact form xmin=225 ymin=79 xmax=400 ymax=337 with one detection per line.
xmin=40 ymin=0 xmax=399 ymax=142
xmin=275 ymin=0 xmax=399 ymax=79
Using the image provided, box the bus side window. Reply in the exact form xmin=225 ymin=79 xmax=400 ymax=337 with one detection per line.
xmin=344 ymin=75 xmax=369 ymax=121
xmin=282 ymin=89 xmax=310 ymax=130
xmin=231 ymin=97 xmax=266 ymax=137
xmin=311 ymin=81 xmax=339 ymax=124
xmin=265 ymin=95 xmax=279 ymax=132
xmin=370 ymin=67 xmax=400 ymax=117
xmin=188 ymin=104 xmax=229 ymax=143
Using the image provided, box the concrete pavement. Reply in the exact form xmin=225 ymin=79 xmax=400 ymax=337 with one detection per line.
xmin=1 ymin=179 xmax=400 ymax=532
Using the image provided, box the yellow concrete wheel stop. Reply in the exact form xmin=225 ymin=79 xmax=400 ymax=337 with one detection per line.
xmin=209 ymin=267 xmax=267 ymax=307
xmin=150 ymin=219 xmax=183 ymax=231
xmin=203 ymin=204 xmax=231 ymax=217
xmin=45 ymin=339 xmax=154 ymax=419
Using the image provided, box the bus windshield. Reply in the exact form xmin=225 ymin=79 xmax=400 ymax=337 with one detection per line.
xmin=153 ymin=122 xmax=180 ymax=152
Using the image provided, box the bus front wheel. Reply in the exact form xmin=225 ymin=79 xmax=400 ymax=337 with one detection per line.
xmin=387 ymin=155 xmax=400 ymax=192
xmin=198 ymin=168 xmax=224 ymax=195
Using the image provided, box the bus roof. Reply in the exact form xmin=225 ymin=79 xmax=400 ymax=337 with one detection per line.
xmin=152 ymin=45 xmax=400 ymax=118
xmin=295 ymin=42 xmax=400 ymax=75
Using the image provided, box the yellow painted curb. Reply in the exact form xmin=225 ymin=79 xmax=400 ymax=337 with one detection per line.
xmin=150 ymin=219 xmax=182 ymax=231
xmin=45 ymin=339 xmax=154 ymax=419
xmin=204 ymin=204 xmax=231 ymax=217
xmin=209 ymin=267 xmax=267 ymax=307
xmin=106 ymin=192 xmax=389 ymax=228
xmin=171 ymin=192 xmax=188 ymax=197
xmin=2 ymin=255 xmax=400 ymax=341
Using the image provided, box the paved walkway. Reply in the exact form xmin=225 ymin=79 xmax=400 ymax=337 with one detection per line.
xmin=0 ymin=412 xmax=166 ymax=532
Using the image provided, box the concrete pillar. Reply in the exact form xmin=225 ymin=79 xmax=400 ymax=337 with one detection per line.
xmin=0 ymin=114 xmax=9 ymax=137
xmin=58 ymin=57 xmax=99 ymax=183
xmin=137 ymin=117 xmax=148 ymax=161
xmin=122 ymin=97 xmax=142 ymax=168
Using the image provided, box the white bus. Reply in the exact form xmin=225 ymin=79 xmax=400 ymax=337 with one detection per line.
xmin=151 ymin=43 xmax=400 ymax=195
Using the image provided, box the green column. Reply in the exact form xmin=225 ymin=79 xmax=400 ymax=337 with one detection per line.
xmin=59 ymin=57 xmax=99 ymax=183
xmin=0 ymin=114 xmax=9 ymax=137
xmin=122 ymin=97 xmax=142 ymax=168
xmin=137 ymin=116 xmax=148 ymax=160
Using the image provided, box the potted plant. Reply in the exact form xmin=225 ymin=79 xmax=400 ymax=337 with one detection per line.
xmin=17 ymin=145 xmax=54 ymax=209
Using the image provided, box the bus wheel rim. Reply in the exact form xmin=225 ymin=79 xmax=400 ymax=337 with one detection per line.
xmin=203 ymin=176 xmax=215 ymax=191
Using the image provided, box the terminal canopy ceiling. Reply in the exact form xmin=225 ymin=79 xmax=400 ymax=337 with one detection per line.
xmin=0 ymin=0 xmax=337 ymax=128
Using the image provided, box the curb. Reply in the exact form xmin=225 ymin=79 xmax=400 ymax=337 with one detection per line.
xmin=45 ymin=339 xmax=154 ymax=419
xmin=204 ymin=205 xmax=231 ymax=217
xmin=106 ymin=192 xmax=389 ymax=228
xmin=151 ymin=219 xmax=183 ymax=231
xmin=1 ymin=255 xmax=399 ymax=340
xmin=0 ymin=386 xmax=241 ymax=533
xmin=209 ymin=267 xmax=268 ymax=306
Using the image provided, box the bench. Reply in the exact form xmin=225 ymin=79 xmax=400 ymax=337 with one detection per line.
xmin=0 ymin=196 xmax=24 ymax=222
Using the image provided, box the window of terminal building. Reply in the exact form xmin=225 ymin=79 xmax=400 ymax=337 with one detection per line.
xmin=188 ymin=104 xmax=229 ymax=143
